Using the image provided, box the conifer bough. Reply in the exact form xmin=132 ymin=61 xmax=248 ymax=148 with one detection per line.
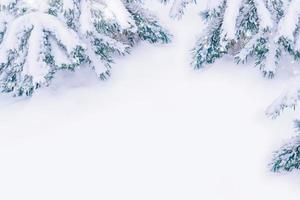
xmin=165 ymin=0 xmax=300 ymax=78
xmin=0 ymin=0 xmax=171 ymax=96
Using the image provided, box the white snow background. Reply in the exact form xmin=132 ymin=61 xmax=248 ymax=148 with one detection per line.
xmin=0 ymin=1 xmax=300 ymax=199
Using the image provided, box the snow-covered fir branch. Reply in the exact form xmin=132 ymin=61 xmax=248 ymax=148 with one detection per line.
xmin=266 ymin=86 xmax=300 ymax=119
xmin=164 ymin=0 xmax=300 ymax=78
xmin=266 ymin=80 xmax=300 ymax=172
xmin=0 ymin=0 xmax=171 ymax=96
xmin=271 ymin=131 xmax=300 ymax=172
xmin=193 ymin=0 xmax=284 ymax=77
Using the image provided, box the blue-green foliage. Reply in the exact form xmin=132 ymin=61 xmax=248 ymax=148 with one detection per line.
xmin=271 ymin=120 xmax=300 ymax=172
xmin=272 ymin=141 xmax=300 ymax=172
xmin=272 ymin=120 xmax=300 ymax=172
xmin=127 ymin=5 xmax=171 ymax=44
xmin=192 ymin=2 xmax=226 ymax=69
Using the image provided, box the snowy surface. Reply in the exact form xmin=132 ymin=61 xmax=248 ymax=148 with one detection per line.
xmin=0 ymin=1 xmax=300 ymax=200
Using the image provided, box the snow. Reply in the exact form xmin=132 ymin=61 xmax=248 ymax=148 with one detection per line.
xmin=0 ymin=1 xmax=300 ymax=200
xmin=24 ymin=0 xmax=49 ymax=12
xmin=0 ymin=0 xmax=15 ymax=7
xmin=23 ymin=22 xmax=49 ymax=83
xmin=254 ymin=0 xmax=273 ymax=30
xmin=222 ymin=0 xmax=243 ymax=40
xmin=79 ymin=0 xmax=95 ymax=35
xmin=102 ymin=0 xmax=133 ymax=29
xmin=205 ymin=0 xmax=223 ymax=10
xmin=63 ymin=0 xmax=76 ymax=10
xmin=278 ymin=0 xmax=300 ymax=41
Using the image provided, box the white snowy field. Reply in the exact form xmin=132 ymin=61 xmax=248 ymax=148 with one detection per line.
xmin=1 ymin=1 xmax=300 ymax=200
